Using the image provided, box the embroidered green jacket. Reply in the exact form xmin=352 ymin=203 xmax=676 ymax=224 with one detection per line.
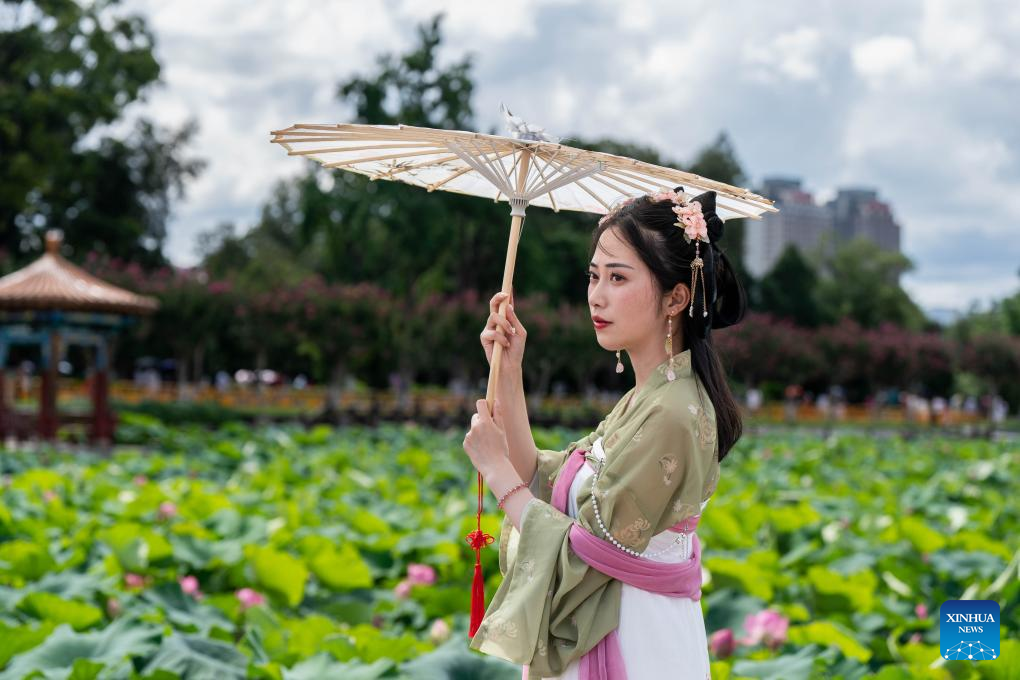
xmin=468 ymin=349 xmax=721 ymax=676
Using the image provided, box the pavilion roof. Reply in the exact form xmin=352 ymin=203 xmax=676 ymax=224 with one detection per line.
xmin=0 ymin=231 xmax=158 ymax=315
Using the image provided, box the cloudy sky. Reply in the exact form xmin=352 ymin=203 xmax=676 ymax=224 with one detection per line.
xmin=121 ymin=0 xmax=1020 ymax=314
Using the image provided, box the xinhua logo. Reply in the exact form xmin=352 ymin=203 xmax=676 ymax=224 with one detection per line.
xmin=939 ymin=600 xmax=1000 ymax=661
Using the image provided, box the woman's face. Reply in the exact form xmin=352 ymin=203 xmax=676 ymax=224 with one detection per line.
xmin=586 ymin=227 xmax=665 ymax=352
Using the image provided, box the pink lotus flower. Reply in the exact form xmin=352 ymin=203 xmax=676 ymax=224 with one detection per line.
xmin=709 ymin=628 xmax=736 ymax=658
xmin=42 ymin=489 xmax=57 ymax=503
xmin=106 ymin=597 xmax=122 ymax=618
xmin=430 ymin=618 xmax=451 ymax=644
xmin=158 ymin=501 xmax=177 ymax=520
xmin=909 ymin=632 xmax=922 ymax=644
xmin=236 ymin=587 xmax=265 ymax=609
xmin=407 ymin=563 xmax=436 ymax=586
xmin=124 ymin=573 xmax=146 ymax=589
xmin=393 ymin=580 xmax=412 ymax=599
xmin=738 ymin=609 xmax=789 ymax=650
xmin=179 ymin=575 xmax=203 ymax=599
xmin=915 ymin=603 xmax=928 ymax=619
xmin=133 ymin=475 xmax=147 ymax=486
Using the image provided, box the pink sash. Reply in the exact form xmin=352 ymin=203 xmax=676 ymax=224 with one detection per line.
xmin=523 ymin=448 xmax=702 ymax=680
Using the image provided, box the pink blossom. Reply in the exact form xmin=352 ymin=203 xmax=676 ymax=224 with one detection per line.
xmin=158 ymin=501 xmax=177 ymax=520
xmin=915 ymin=603 xmax=928 ymax=619
xmin=179 ymin=575 xmax=203 ymax=599
xmin=738 ymin=609 xmax=789 ymax=650
xmin=393 ymin=580 xmax=412 ymax=599
xmin=429 ymin=618 xmax=451 ymax=644
xmin=673 ymin=201 xmax=708 ymax=242
xmin=236 ymin=587 xmax=266 ymax=609
xmin=133 ymin=475 xmax=147 ymax=486
xmin=124 ymin=573 xmax=146 ymax=589
xmin=709 ymin=628 xmax=736 ymax=658
xmin=42 ymin=489 xmax=57 ymax=503
xmin=909 ymin=632 xmax=923 ymax=644
xmin=407 ymin=563 xmax=436 ymax=585
xmin=106 ymin=597 xmax=122 ymax=618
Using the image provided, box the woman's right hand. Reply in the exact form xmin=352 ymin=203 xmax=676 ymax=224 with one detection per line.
xmin=480 ymin=290 xmax=527 ymax=372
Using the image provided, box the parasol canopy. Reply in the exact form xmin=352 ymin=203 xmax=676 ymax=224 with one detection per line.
xmin=270 ymin=114 xmax=776 ymax=221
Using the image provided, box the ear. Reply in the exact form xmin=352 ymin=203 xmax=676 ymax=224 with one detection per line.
xmin=664 ymin=281 xmax=691 ymax=316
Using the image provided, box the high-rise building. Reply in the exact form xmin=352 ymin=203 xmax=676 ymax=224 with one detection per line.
xmin=745 ymin=178 xmax=902 ymax=278
xmin=746 ymin=178 xmax=834 ymax=279
xmin=827 ymin=188 xmax=901 ymax=252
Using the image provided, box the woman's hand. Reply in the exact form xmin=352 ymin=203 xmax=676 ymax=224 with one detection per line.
xmin=480 ymin=290 xmax=527 ymax=372
xmin=463 ymin=398 xmax=509 ymax=480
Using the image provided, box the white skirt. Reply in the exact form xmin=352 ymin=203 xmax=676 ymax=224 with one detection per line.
xmin=538 ymin=437 xmax=711 ymax=680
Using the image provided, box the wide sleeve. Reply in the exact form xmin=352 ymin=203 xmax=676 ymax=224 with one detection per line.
xmin=496 ymin=418 xmax=607 ymax=578
xmin=529 ymin=417 xmax=608 ymax=504
xmin=470 ymin=390 xmax=715 ymax=676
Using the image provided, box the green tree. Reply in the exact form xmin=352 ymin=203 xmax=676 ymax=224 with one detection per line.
xmin=758 ymin=244 xmax=824 ymax=327
xmin=1 ymin=0 xmax=203 ymax=266
xmin=815 ymin=237 xmax=926 ymax=330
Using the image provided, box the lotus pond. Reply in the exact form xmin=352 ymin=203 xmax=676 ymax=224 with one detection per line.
xmin=0 ymin=414 xmax=1016 ymax=679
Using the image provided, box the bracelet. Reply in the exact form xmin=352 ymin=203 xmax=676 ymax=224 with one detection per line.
xmin=497 ymin=482 xmax=528 ymax=510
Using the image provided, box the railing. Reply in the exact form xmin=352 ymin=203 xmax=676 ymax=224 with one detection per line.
xmin=1 ymin=377 xmax=990 ymax=427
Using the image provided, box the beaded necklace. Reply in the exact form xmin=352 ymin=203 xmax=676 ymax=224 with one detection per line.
xmin=586 ymin=452 xmax=689 ymax=560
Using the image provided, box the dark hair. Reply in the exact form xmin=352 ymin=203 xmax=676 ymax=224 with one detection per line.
xmin=589 ymin=188 xmax=747 ymax=462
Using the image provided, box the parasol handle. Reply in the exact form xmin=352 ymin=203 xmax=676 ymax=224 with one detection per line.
xmin=485 ymin=168 xmax=531 ymax=410
xmin=470 ymin=151 xmax=531 ymax=639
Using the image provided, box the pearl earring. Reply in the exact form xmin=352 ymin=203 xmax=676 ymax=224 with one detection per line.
xmin=615 ymin=350 xmax=624 ymax=373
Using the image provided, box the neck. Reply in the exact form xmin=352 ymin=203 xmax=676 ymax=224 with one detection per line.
xmin=628 ymin=321 xmax=683 ymax=393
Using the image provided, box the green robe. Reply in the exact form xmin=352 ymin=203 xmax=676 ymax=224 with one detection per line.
xmin=468 ymin=348 xmax=721 ymax=677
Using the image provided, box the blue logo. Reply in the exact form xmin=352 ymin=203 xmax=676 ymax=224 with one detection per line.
xmin=940 ymin=600 xmax=1000 ymax=661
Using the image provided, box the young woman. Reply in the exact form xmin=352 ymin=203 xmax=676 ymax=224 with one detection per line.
xmin=462 ymin=188 xmax=747 ymax=679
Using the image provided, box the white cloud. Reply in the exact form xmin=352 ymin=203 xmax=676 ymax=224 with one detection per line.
xmin=851 ymin=35 xmax=920 ymax=86
xmin=745 ymin=26 xmax=825 ymax=83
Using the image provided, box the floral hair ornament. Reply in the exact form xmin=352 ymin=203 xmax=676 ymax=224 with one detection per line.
xmin=652 ymin=189 xmax=709 ymax=318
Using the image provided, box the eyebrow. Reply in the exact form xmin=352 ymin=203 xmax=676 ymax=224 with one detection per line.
xmin=589 ymin=262 xmax=635 ymax=269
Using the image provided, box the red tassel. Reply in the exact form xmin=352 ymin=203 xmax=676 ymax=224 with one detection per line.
xmin=466 ymin=469 xmax=494 ymax=637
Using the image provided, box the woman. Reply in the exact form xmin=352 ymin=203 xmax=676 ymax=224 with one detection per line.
xmin=462 ymin=188 xmax=746 ymax=679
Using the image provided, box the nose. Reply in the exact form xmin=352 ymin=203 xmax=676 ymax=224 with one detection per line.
xmin=588 ymin=276 xmax=607 ymax=309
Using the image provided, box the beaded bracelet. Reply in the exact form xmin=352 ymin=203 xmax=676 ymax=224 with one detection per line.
xmin=497 ymin=482 xmax=528 ymax=510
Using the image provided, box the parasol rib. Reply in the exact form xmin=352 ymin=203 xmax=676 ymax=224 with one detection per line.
xmin=524 ymin=161 xmax=603 ymax=202
xmin=447 ymin=140 xmax=515 ymax=196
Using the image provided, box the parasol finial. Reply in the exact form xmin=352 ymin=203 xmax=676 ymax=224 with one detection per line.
xmin=500 ymin=102 xmax=560 ymax=143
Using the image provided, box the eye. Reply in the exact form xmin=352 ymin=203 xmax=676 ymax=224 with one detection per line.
xmin=585 ymin=271 xmax=624 ymax=282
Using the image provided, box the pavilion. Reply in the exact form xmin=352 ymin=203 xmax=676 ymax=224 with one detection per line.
xmin=0 ymin=230 xmax=158 ymax=444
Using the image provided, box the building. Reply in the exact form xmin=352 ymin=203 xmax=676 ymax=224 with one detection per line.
xmin=827 ymin=188 xmax=901 ymax=252
xmin=746 ymin=178 xmax=835 ymax=279
xmin=746 ymin=178 xmax=902 ymax=278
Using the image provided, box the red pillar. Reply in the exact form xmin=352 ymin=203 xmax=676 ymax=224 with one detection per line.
xmin=0 ymin=369 xmax=8 ymax=440
xmin=90 ymin=368 xmax=113 ymax=444
xmin=38 ymin=332 xmax=59 ymax=440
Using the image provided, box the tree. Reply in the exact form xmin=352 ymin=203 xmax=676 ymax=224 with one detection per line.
xmin=1 ymin=0 xmax=203 ymax=265
xmin=815 ymin=237 xmax=926 ymax=330
xmin=758 ymin=244 xmax=823 ymax=327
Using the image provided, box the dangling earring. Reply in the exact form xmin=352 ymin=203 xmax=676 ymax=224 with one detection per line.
xmin=615 ymin=350 xmax=624 ymax=374
xmin=665 ymin=315 xmax=677 ymax=382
